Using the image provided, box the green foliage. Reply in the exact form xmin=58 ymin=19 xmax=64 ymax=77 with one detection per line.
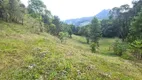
xmin=127 ymin=11 xmax=142 ymax=42
xmin=101 ymin=19 xmax=119 ymax=37
xmin=90 ymin=17 xmax=101 ymax=44
xmin=90 ymin=42 xmax=98 ymax=53
xmin=126 ymin=10 xmax=142 ymax=59
xmin=52 ymin=16 xmax=61 ymax=35
xmin=112 ymin=40 xmax=128 ymax=56
xmin=42 ymin=10 xmax=52 ymax=25
xmin=48 ymin=24 xmax=56 ymax=35
xmin=0 ymin=0 xmax=25 ymax=23
xmin=89 ymin=17 xmax=101 ymax=52
xmin=132 ymin=0 xmax=142 ymax=16
xmin=105 ymin=4 xmax=131 ymax=41
xmin=130 ymin=40 xmax=142 ymax=59
xmin=78 ymin=25 xmax=91 ymax=43
xmin=28 ymin=0 xmax=46 ymax=19
xmin=101 ymin=0 xmax=142 ymax=40
xmin=131 ymin=40 xmax=142 ymax=51
xmin=101 ymin=1 xmax=142 ymax=60
xmin=27 ymin=0 xmax=52 ymax=32
xmin=121 ymin=53 xmax=134 ymax=60
xmin=68 ymin=25 xmax=73 ymax=38
xmin=61 ymin=23 xmax=74 ymax=38
xmin=59 ymin=32 xmax=68 ymax=43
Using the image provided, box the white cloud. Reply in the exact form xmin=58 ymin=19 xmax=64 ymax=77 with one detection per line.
xmin=21 ymin=0 xmax=132 ymax=20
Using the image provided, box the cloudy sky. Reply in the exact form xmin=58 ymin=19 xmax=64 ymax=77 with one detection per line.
xmin=21 ymin=0 xmax=132 ymax=20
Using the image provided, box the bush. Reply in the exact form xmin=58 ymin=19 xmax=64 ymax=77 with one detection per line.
xmin=130 ymin=40 xmax=142 ymax=59
xmin=90 ymin=42 xmax=98 ymax=53
xmin=59 ymin=32 xmax=68 ymax=43
xmin=121 ymin=52 xmax=134 ymax=60
xmin=112 ymin=40 xmax=128 ymax=56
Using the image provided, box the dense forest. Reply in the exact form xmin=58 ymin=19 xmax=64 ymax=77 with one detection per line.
xmin=0 ymin=0 xmax=142 ymax=79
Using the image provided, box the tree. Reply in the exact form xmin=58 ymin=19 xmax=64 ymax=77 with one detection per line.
xmin=71 ymin=25 xmax=77 ymax=34
xmin=9 ymin=0 xmax=23 ymax=22
xmin=90 ymin=17 xmax=101 ymax=53
xmin=0 ymin=0 xmax=8 ymax=20
xmin=68 ymin=25 xmax=75 ymax=38
xmin=79 ymin=25 xmax=90 ymax=44
xmin=0 ymin=0 xmax=3 ymax=18
xmin=101 ymin=19 xmax=118 ymax=37
xmin=28 ymin=0 xmax=46 ymax=19
xmin=119 ymin=4 xmax=131 ymax=41
xmin=68 ymin=26 xmax=73 ymax=38
xmin=90 ymin=17 xmax=101 ymax=46
xmin=84 ymin=25 xmax=90 ymax=44
xmin=42 ymin=10 xmax=52 ymax=25
xmin=0 ymin=0 xmax=24 ymax=23
xmin=19 ymin=3 xmax=26 ymax=25
xmin=52 ymin=16 xmax=61 ymax=35
xmin=49 ymin=23 xmax=56 ymax=35
xmin=128 ymin=10 xmax=142 ymax=42
xmin=109 ymin=4 xmax=131 ymax=41
xmin=28 ymin=0 xmax=46 ymax=31
xmin=132 ymin=0 xmax=142 ymax=16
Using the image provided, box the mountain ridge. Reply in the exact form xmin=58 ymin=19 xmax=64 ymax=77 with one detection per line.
xmin=65 ymin=9 xmax=110 ymax=26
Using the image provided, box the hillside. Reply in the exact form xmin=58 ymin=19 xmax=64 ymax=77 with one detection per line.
xmin=65 ymin=9 xmax=110 ymax=26
xmin=0 ymin=20 xmax=142 ymax=80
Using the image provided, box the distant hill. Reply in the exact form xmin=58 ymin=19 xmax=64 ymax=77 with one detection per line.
xmin=96 ymin=9 xmax=110 ymax=19
xmin=65 ymin=9 xmax=110 ymax=26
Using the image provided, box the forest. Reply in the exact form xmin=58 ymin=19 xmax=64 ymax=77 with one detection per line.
xmin=0 ymin=0 xmax=142 ymax=80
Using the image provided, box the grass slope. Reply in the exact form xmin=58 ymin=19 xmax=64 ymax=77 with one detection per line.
xmin=0 ymin=21 xmax=142 ymax=80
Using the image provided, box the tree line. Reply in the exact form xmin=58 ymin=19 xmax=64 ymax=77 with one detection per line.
xmin=78 ymin=0 xmax=142 ymax=59
xmin=0 ymin=0 xmax=76 ymax=39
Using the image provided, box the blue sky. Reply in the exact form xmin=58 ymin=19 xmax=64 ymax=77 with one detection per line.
xmin=21 ymin=0 xmax=132 ymax=20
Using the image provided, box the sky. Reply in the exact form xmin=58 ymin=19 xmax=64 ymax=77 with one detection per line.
xmin=21 ymin=0 xmax=132 ymax=20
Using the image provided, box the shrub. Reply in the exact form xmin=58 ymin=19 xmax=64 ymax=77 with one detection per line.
xmin=121 ymin=52 xmax=134 ymax=60
xmin=112 ymin=40 xmax=128 ymax=56
xmin=59 ymin=32 xmax=68 ymax=43
xmin=90 ymin=42 xmax=98 ymax=53
xmin=130 ymin=40 xmax=142 ymax=59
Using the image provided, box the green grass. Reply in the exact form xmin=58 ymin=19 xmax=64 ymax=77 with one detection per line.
xmin=0 ymin=21 xmax=142 ymax=80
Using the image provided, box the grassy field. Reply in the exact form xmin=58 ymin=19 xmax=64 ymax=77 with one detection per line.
xmin=0 ymin=21 xmax=142 ymax=80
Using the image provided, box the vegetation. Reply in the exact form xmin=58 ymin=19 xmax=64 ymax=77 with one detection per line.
xmin=0 ymin=0 xmax=142 ymax=79
xmin=59 ymin=32 xmax=68 ymax=43
xmin=0 ymin=22 xmax=142 ymax=79
xmin=90 ymin=17 xmax=101 ymax=45
xmin=130 ymin=40 xmax=142 ymax=59
xmin=79 ymin=0 xmax=142 ymax=59
xmin=112 ymin=40 xmax=128 ymax=56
